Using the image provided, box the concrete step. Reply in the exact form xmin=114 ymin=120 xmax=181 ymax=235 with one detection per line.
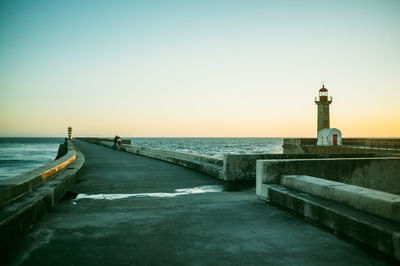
xmin=267 ymin=184 xmax=400 ymax=261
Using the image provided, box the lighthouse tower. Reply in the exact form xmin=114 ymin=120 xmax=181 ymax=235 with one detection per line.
xmin=315 ymin=84 xmax=332 ymax=133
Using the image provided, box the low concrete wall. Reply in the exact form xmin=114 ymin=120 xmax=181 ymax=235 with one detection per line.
xmin=79 ymin=137 xmax=131 ymax=145
xmin=0 ymin=140 xmax=78 ymax=208
xmin=0 ymin=140 xmax=85 ymax=253
xmin=222 ymin=153 xmax=377 ymax=181
xmin=256 ymin=157 xmax=400 ymax=199
xmin=96 ymin=141 xmax=223 ymax=179
xmin=281 ymin=175 xmax=400 ymax=223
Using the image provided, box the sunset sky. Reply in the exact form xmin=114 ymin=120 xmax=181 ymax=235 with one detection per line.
xmin=1 ymin=0 xmax=399 ymax=137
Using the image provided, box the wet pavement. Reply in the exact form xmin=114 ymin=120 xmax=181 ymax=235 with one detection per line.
xmin=4 ymin=140 xmax=396 ymax=265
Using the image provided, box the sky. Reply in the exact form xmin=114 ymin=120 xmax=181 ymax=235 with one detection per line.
xmin=0 ymin=0 xmax=399 ymax=137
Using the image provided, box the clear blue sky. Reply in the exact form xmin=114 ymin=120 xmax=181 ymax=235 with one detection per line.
xmin=1 ymin=0 xmax=399 ymax=137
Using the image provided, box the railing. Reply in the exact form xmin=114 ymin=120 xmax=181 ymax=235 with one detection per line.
xmin=341 ymin=139 xmax=400 ymax=152
xmin=283 ymin=138 xmax=400 ymax=152
xmin=342 ymin=145 xmax=400 ymax=151
xmin=342 ymin=138 xmax=400 ymax=151
xmin=314 ymin=96 xmax=333 ymax=102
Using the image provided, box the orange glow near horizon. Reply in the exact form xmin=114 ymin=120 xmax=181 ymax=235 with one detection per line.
xmin=1 ymin=108 xmax=399 ymax=138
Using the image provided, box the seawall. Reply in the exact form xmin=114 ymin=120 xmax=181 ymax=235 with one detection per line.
xmin=0 ymin=140 xmax=85 ymax=253
xmin=80 ymin=138 xmax=393 ymax=183
xmin=0 ymin=140 xmax=78 ymax=207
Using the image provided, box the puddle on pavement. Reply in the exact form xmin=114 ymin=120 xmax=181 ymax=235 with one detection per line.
xmin=73 ymin=185 xmax=223 ymax=201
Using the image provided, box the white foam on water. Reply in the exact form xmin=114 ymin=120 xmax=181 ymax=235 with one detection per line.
xmin=74 ymin=185 xmax=223 ymax=201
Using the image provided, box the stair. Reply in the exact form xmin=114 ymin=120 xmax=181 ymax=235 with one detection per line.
xmin=267 ymin=184 xmax=400 ymax=260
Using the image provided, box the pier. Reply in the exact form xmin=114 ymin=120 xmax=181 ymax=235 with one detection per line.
xmin=2 ymin=140 xmax=396 ymax=265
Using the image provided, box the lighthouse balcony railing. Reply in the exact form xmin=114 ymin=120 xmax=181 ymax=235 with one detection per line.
xmin=315 ymin=96 xmax=333 ymax=102
xmin=341 ymin=138 xmax=400 ymax=152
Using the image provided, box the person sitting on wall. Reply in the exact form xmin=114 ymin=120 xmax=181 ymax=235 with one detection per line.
xmin=117 ymin=136 xmax=122 ymax=151
xmin=113 ymin=135 xmax=118 ymax=150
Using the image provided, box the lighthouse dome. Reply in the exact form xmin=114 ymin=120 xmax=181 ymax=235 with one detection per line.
xmin=319 ymin=85 xmax=328 ymax=92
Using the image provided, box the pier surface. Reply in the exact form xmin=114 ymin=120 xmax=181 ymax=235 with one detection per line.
xmin=6 ymin=140 xmax=394 ymax=265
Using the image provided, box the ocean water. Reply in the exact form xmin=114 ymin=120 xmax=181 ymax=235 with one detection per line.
xmin=130 ymin=138 xmax=283 ymax=158
xmin=0 ymin=138 xmax=63 ymax=181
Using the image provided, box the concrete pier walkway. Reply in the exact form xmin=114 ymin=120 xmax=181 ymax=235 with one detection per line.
xmin=6 ymin=140 xmax=395 ymax=265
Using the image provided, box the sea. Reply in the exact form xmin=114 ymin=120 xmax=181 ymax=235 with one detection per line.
xmin=130 ymin=138 xmax=283 ymax=158
xmin=0 ymin=137 xmax=283 ymax=181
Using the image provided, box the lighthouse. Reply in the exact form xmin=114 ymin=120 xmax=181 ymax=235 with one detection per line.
xmin=315 ymin=84 xmax=332 ymax=133
xmin=315 ymin=84 xmax=342 ymax=146
xmin=68 ymin=126 xmax=72 ymax=139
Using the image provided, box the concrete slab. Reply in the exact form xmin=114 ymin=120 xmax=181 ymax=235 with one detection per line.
xmin=3 ymin=140 xmax=396 ymax=265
